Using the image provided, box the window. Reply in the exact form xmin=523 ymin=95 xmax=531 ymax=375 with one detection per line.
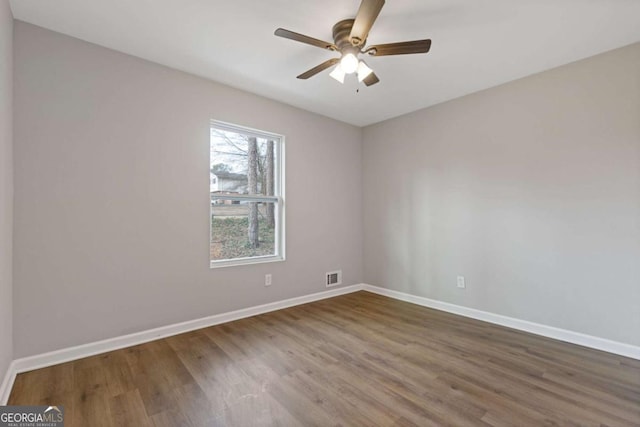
xmin=210 ymin=121 xmax=285 ymax=267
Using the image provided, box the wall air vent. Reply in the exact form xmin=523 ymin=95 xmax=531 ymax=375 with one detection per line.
xmin=326 ymin=270 xmax=342 ymax=287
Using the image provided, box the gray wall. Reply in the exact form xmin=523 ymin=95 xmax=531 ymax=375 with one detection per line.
xmin=363 ymin=43 xmax=640 ymax=346
xmin=0 ymin=0 xmax=13 ymax=380
xmin=11 ymin=19 xmax=639 ymax=359
xmin=13 ymin=22 xmax=363 ymax=358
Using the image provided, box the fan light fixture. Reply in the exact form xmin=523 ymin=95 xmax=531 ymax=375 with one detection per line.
xmin=330 ymin=59 xmax=374 ymax=84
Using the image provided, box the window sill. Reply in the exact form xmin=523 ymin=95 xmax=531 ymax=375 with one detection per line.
xmin=210 ymin=255 xmax=285 ymax=269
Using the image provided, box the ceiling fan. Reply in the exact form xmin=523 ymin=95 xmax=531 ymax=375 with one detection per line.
xmin=274 ymin=0 xmax=432 ymax=87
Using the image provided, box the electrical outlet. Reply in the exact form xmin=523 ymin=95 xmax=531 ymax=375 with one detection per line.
xmin=265 ymin=274 xmax=272 ymax=287
xmin=457 ymin=276 xmax=466 ymax=289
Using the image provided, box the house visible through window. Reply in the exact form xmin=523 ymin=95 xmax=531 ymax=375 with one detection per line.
xmin=210 ymin=121 xmax=285 ymax=267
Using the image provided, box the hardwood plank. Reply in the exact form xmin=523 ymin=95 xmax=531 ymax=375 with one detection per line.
xmin=7 ymin=291 xmax=640 ymax=426
xmin=8 ymin=362 xmax=74 ymax=404
xmin=109 ymin=389 xmax=153 ymax=427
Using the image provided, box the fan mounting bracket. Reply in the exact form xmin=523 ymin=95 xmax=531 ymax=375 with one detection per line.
xmin=332 ymin=19 xmax=366 ymax=51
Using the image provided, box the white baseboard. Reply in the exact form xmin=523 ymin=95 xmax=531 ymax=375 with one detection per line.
xmin=363 ymin=284 xmax=640 ymax=360
xmin=3 ymin=283 xmax=364 ymax=403
xmin=0 ymin=361 xmax=17 ymax=405
xmin=3 ymin=282 xmax=638 ymax=403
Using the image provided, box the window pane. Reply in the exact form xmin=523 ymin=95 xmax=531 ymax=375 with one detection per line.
xmin=210 ymin=128 xmax=277 ymax=197
xmin=210 ymin=200 xmax=277 ymax=261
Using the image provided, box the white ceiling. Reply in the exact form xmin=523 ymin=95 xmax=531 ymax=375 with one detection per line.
xmin=9 ymin=0 xmax=640 ymax=127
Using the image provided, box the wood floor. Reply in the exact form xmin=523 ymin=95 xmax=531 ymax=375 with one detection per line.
xmin=8 ymin=291 xmax=640 ymax=426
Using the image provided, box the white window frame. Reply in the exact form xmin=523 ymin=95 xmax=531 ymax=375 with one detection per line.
xmin=209 ymin=120 xmax=285 ymax=268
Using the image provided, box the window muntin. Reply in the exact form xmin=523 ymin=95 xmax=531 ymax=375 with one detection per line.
xmin=210 ymin=121 xmax=284 ymax=267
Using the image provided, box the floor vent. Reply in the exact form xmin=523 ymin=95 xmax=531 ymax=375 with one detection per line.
xmin=326 ymin=270 xmax=342 ymax=287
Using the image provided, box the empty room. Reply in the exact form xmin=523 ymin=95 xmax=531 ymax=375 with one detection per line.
xmin=0 ymin=0 xmax=639 ymax=425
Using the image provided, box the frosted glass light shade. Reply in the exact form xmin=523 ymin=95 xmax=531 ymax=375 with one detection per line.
xmin=329 ymin=64 xmax=346 ymax=83
xmin=357 ymin=61 xmax=373 ymax=82
xmin=340 ymin=53 xmax=359 ymax=74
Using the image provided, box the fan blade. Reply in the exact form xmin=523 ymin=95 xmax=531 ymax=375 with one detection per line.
xmin=297 ymin=58 xmax=340 ymax=79
xmin=363 ymin=72 xmax=380 ymax=87
xmin=367 ymin=39 xmax=432 ymax=56
xmin=275 ymin=28 xmax=337 ymax=51
xmin=350 ymin=0 xmax=385 ymax=46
